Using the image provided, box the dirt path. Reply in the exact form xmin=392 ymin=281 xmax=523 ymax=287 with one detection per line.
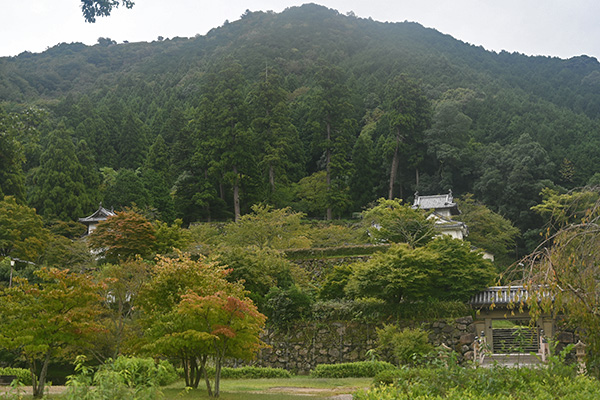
xmin=0 ymin=385 xmax=67 ymax=396
xmin=261 ymin=386 xmax=362 ymax=399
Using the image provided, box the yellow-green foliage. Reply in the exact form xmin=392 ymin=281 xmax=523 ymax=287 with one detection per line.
xmin=0 ymin=367 xmax=31 ymax=385
xmin=375 ymin=325 xmax=434 ymax=366
xmin=311 ymin=361 xmax=396 ymax=378
xmin=360 ymin=365 xmax=597 ymax=399
xmin=361 ymin=198 xmax=435 ymax=247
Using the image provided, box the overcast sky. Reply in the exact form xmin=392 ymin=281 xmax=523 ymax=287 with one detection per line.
xmin=1 ymin=1 xmax=599 ymax=60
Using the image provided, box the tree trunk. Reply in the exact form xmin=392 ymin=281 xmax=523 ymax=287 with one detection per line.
xmin=112 ymin=294 xmax=125 ymax=359
xmin=183 ymin=354 xmax=191 ymax=387
xmin=415 ymin=167 xmax=420 ymax=188
xmin=190 ymin=357 xmax=200 ymax=390
xmin=32 ymin=351 xmax=51 ymax=398
xmin=388 ymin=129 xmax=402 ymax=200
xmin=214 ymin=356 xmax=223 ymax=398
xmin=205 ymin=169 xmax=212 ymax=222
xmin=388 ymin=145 xmax=400 ymax=200
xmin=326 ymin=119 xmax=332 ymax=220
xmin=200 ymin=355 xmax=212 ymax=396
xmin=269 ymin=164 xmax=275 ymax=191
xmin=233 ymin=165 xmax=240 ymax=222
xmin=219 ymin=182 xmax=225 ymax=201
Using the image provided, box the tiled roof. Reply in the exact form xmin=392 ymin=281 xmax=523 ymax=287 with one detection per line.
xmin=469 ymin=286 xmax=529 ymax=306
xmin=412 ymin=191 xmax=459 ymax=215
xmin=79 ymin=203 xmax=116 ymax=223
xmin=469 ymin=286 xmax=551 ymax=307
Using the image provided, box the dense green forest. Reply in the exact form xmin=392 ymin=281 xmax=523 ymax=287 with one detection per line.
xmin=2 ymin=3 xmax=600 ymax=254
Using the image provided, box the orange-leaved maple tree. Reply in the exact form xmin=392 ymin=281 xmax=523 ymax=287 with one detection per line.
xmin=88 ymin=209 xmax=156 ymax=262
xmin=0 ymin=268 xmax=104 ymax=398
xmin=177 ymin=291 xmax=266 ymax=397
xmin=138 ymin=253 xmax=266 ymax=397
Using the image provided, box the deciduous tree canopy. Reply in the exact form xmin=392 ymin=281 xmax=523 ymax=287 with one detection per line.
xmin=0 ymin=268 xmax=104 ymax=397
xmin=80 ymin=0 xmax=134 ymax=23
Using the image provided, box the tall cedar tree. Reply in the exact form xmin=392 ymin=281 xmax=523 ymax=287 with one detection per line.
xmin=197 ymin=61 xmax=253 ymax=221
xmin=28 ymin=125 xmax=95 ymax=221
xmin=309 ymin=64 xmax=356 ymax=219
xmin=0 ymin=108 xmax=26 ymax=202
xmin=250 ymin=70 xmax=303 ymax=201
xmin=382 ymin=75 xmax=431 ymax=199
xmin=141 ymin=134 xmax=175 ymax=221
xmin=350 ymin=108 xmax=381 ymax=209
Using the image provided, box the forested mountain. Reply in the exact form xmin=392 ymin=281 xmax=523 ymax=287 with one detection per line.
xmin=2 ymin=3 xmax=600 ymax=252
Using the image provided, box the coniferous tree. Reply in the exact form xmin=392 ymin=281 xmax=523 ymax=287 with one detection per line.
xmin=381 ymin=75 xmax=431 ymax=199
xmin=0 ymin=108 xmax=26 ymax=202
xmin=75 ymin=116 xmax=116 ymax=169
xmin=350 ymin=108 xmax=381 ymax=210
xmin=140 ymin=135 xmax=175 ymax=221
xmin=117 ymin=110 xmax=148 ymax=169
xmin=28 ymin=125 xmax=93 ymax=221
xmin=144 ymin=134 xmax=170 ymax=175
xmin=103 ymin=169 xmax=150 ymax=211
xmin=308 ymin=64 xmax=357 ymax=219
xmin=249 ymin=70 xmax=304 ymax=203
xmin=76 ymin=139 xmax=102 ymax=207
xmin=196 ymin=61 xmax=254 ymax=221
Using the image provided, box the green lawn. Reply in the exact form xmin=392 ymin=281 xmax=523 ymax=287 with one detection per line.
xmin=1 ymin=376 xmax=371 ymax=399
xmin=163 ymin=376 xmax=371 ymax=399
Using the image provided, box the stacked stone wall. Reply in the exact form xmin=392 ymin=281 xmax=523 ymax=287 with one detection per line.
xmin=292 ymin=256 xmax=371 ymax=282
xmin=243 ymin=316 xmax=477 ymax=373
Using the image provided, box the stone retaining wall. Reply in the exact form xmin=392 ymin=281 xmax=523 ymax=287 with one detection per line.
xmin=244 ymin=316 xmax=476 ymax=373
xmin=292 ymin=256 xmax=371 ymax=283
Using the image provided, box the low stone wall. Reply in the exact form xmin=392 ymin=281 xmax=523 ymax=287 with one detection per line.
xmin=292 ymin=256 xmax=371 ymax=283
xmin=244 ymin=316 xmax=477 ymax=373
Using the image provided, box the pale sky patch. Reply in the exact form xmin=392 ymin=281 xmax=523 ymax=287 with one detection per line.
xmin=0 ymin=1 xmax=598 ymax=60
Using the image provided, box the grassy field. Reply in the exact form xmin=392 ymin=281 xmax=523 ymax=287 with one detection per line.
xmin=0 ymin=376 xmax=371 ymax=399
xmin=165 ymin=376 xmax=370 ymax=399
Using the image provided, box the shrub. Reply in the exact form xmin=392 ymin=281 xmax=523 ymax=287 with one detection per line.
xmin=65 ymin=355 xmax=163 ymax=400
xmin=319 ymin=264 xmax=354 ymax=301
xmin=372 ymin=368 xmax=405 ymax=386
xmin=205 ymin=366 xmax=292 ymax=379
xmin=311 ymin=298 xmax=391 ymax=322
xmin=363 ymin=363 xmax=586 ymax=399
xmin=310 ymin=361 xmax=396 ymax=378
xmin=263 ymin=285 xmax=314 ymax=326
xmin=394 ymin=300 xmax=472 ymax=320
xmin=111 ymin=356 xmax=179 ymax=386
xmin=0 ymin=367 xmax=31 ymax=385
xmin=376 ymin=325 xmax=434 ymax=366
xmin=284 ymin=244 xmax=389 ymax=260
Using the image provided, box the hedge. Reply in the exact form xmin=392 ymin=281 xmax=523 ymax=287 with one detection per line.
xmin=311 ymin=361 xmax=396 ymax=378
xmin=284 ymin=244 xmax=389 ymax=260
xmin=0 ymin=367 xmax=31 ymax=385
xmin=206 ymin=366 xmax=292 ymax=379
